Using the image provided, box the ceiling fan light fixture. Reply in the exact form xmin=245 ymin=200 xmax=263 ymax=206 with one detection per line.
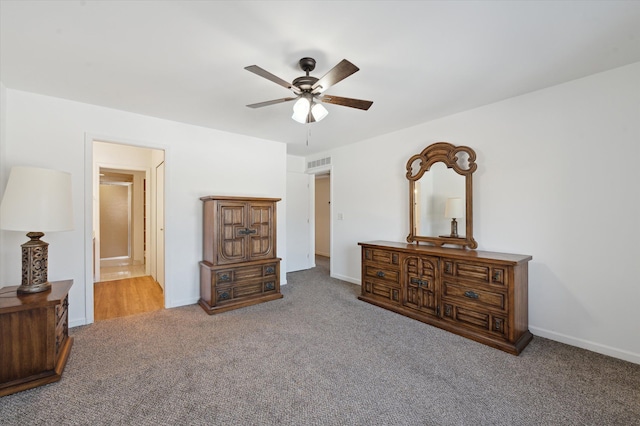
xmin=292 ymin=96 xmax=311 ymax=123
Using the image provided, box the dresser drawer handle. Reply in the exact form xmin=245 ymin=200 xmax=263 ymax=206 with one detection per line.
xmin=219 ymin=274 xmax=230 ymax=281
xmin=464 ymin=290 xmax=479 ymax=299
xmin=265 ymin=266 xmax=275 ymax=274
xmin=410 ymin=277 xmax=429 ymax=287
xmin=376 ymin=271 xmax=385 ymax=278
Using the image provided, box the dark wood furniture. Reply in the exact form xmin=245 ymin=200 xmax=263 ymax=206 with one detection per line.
xmin=407 ymin=142 xmax=478 ymax=249
xmin=199 ymin=196 xmax=282 ymax=314
xmin=0 ymin=280 xmax=73 ymax=396
xmin=359 ymin=142 xmax=532 ymax=354
xmin=359 ymin=242 xmax=532 ymax=355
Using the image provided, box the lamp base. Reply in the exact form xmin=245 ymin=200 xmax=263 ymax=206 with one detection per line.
xmin=17 ymin=232 xmax=51 ymax=294
xmin=449 ymin=218 xmax=459 ymax=238
xmin=17 ymin=281 xmax=52 ymax=294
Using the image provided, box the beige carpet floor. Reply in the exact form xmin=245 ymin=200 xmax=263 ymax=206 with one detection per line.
xmin=1 ymin=257 xmax=638 ymax=425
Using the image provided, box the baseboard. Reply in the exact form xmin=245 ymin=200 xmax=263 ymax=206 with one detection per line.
xmin=166 ymin=297 xmax=200 ymax=309
xmin=70 ymin=318 xmax=88 ymax=328
xmin=316 ymin=251 xmax=330 ymax=258
xmin=530 ymin=326 xmax=640 ymax=365
xmin=331 ymin=273 xmax=360 ymax=285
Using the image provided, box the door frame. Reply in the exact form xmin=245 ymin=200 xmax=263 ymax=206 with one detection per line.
xmin=308 ymin=165 xmax=332 ymax=271
xmin=84 ymin=134 xmax=167 ymax=325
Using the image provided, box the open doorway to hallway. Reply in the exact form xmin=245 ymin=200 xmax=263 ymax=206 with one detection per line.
xmin=92 ymin=141 xmax=165 ymax=321
xmin=315 ymin=172 xmax=331 ymax=272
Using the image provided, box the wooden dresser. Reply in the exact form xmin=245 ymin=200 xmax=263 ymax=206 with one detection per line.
xmin=199 ymin=196 xmax=282 ymax=314
xmin=358 ymin=241 xmax=532 ymax=355
xmin=0 ymin=280 xmax=73 ymax=396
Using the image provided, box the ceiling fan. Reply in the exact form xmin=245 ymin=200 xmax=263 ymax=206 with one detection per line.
xmin=245 ymin=57 xmax=373 ymax=124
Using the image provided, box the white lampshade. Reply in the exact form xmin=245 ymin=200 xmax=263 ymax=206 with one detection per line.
xmin=311 ymin=102 xmax=329 ymax=122
xmin=292 ymin=96 xmax=311 ymax=123
xmin=444 ymin=197 xmax=464 ymax=219
xmin=1 ymin=166 xmax=74 ymax=232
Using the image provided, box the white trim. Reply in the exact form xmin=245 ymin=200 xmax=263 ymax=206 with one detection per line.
xmin=331 ymin=273 xmax=360 ymax=286
xmin=530 ymin=326 xmax=640 ymax=365
xmin=307 ymin=164 xmax=332 ymax=273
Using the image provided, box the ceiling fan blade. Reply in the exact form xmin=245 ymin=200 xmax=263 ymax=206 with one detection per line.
xmin=246 ymin=97 xmax=297 ymax=108
xmin=245 ymin=65 xmax=300 ymax=93
xmin=311 ymin=59 xmax=359 ymax=93
xmin=318 ymin=95 xmax=373 ymax=111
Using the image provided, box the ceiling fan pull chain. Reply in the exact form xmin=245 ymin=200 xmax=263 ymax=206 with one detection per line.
xmin=306 ymin=126 xmax=311 ymax=147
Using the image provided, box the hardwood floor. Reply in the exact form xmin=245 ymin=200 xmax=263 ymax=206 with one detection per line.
xmin=94 ymin=276 xmax=164 ymax=321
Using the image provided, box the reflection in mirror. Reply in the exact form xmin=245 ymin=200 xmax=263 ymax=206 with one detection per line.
xmin=414 ymin=162 xmax=466 ymax=238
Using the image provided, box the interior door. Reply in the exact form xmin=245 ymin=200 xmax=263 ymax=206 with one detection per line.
xmin=155 ymin=162 xmax=165 ymax=290
xmin=286 ymin=171 xmax=312 ymax=272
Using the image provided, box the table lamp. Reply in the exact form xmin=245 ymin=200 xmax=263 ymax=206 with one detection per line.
xmin=444 ymin=197 xmax=464 ymax=238
xmin=0 ymin=166 xmax=73 ymax=294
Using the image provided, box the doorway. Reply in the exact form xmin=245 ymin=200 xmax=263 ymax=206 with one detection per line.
xmin=91 ymin=140 xmax=165 ymax=321
xmin=314 ymin=172 xmax=331 ymax=271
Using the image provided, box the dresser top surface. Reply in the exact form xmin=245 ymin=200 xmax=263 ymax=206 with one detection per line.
xmin=200 ymin=195 xmax=281 ymax=202
xmin=0 ymin=280 xmax=73 ymax=310
xmin=359 ymin=241 xmax=532 ymax=264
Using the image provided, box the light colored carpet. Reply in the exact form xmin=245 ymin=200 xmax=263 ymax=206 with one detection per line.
xmin=1 ymin=258 xmax=638 ymax=425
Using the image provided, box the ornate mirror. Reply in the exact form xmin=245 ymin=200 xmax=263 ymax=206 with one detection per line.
xmin=406 ymin=142 xmax=477 ymax=249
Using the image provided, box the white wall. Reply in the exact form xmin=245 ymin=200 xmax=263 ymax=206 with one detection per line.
xmin=311 ymin=62 xmax=640 ymax=363
xmin=1 ymin=89 xmax=287 ymax=327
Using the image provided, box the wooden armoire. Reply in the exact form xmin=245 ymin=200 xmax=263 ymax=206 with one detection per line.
xmin=199 ymin=196 xmax=282 ymax=314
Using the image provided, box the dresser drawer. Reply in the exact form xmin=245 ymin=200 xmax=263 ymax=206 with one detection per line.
xmin=442 ymin=302 xmax=508 ymax=338
xmin=442 ymin=259 xmax=507 ymax=287
xmin=442 ymin=280 xmax=507 ymax=312
xmin=362 ymin=279 xmax=400 ymax=305
xmin=363 ymin=264 xmax=400 ymax=286
xmin=363 ymin=248 xmax=400 ymax=266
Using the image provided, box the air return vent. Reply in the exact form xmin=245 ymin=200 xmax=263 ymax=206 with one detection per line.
xmin=307 ymin=157 xmax=331 ymax=170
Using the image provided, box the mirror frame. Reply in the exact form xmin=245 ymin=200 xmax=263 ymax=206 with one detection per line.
xmin=406 ymin=142 xmax=478 ymax=249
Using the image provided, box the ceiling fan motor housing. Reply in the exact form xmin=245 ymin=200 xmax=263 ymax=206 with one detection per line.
xmin=299 ymin=57 xmax=316 ymax=73
xmin=292 ymin=75 xmax=319 ymax=91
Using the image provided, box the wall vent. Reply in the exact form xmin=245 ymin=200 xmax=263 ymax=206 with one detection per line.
xmin=307 ymin=157 xmax=331 ymax=170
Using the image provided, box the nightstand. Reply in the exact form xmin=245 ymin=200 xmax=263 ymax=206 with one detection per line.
xmin=0 ymin=280 xmax=73 ymax=396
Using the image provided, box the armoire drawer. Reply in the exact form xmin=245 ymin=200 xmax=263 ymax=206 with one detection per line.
xmin=214 ymin=262 xmax=278 ymax=285
xmin=216 ymin=278 xmax=278 ymax=304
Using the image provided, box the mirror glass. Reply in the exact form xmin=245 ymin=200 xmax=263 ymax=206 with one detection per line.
xmin=414 ymin=162 xmax=466 ymax=238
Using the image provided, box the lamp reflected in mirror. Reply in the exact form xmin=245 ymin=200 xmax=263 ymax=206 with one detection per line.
xmin=444 ymin=197 xmax=464 ymax=238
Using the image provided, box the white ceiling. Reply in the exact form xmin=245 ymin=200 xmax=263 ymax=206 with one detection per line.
xmin=1 ymin=1 xmax=639 ymax=156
